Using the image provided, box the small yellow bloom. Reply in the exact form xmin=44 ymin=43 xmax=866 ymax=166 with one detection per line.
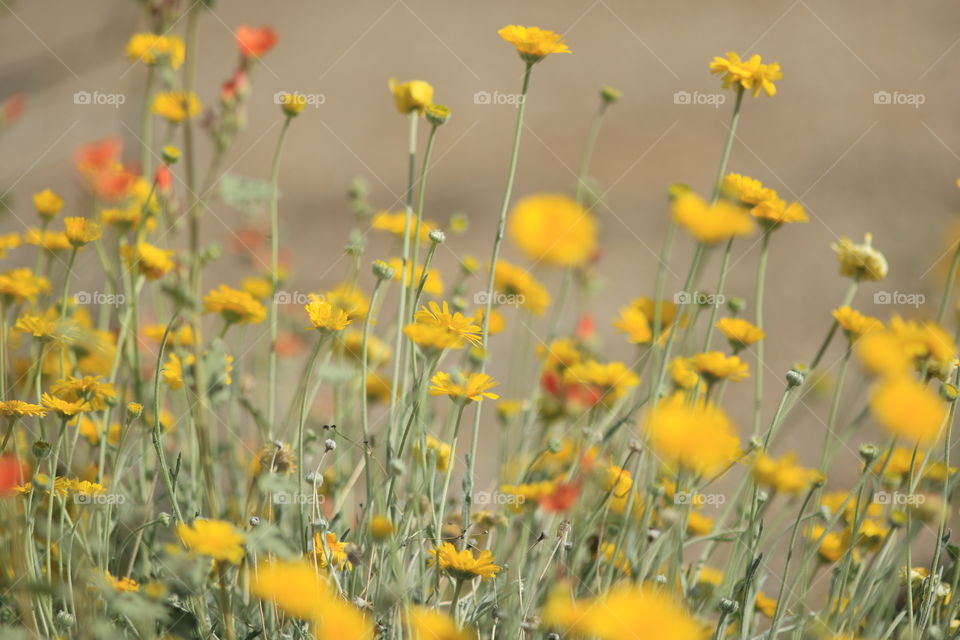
xmin=613 ymin=305 xmax=653 ymax=344
xmin=498 ymin=25 xmax=571 ymax=63
xmin=32 ymin=189 xmax=63 ymax=219
xmin=203 ymin=284 xmax=267 ymax=325
xmin=833 ymin=306 xmax=883 ymax=339
xmin=870 ymin=376 xmax=946 ymax=444
xmin=372 ymin=211 xmax=437 ymax=244
xmin=407 ymin=606 xmax=469 ymax=640
xmin=493 ymin=260 xmax=551 ymax=315
xmin=122 ymin=242 xmax=175 ymax=280
xmin=429 ymin=542 xmax=500 ymax=581
xmin=25 ymin=228 xmax=72 ymax=252
xmin=645 ymin=392 xmax=741 ymax=475
xmin=668 ymin=357 xmax=700 ymax=390
xmin=41 ymin=393 xmax=90 ymax=418
xmin=755 ymin=591 xmax=777 ymax=618
xmin=177 ymin=519 xmax=245 ymax=564
xmin=388 ymin=78 xmax=434 ymax=115
xmin=151 ymin=91 xmax=201 ymax=123
xmin=63 ymin=217 xmax=103 ymax=247
xmin=404 ymin=301 xmax=482 ymax=350
xmin=0 ymin=400 xmax=47 ymax=418
xmin=715 ymin=317 xmax=765 ymax=352
xmin=369 ymin=515 xmax=394 ymax=542
xmin=672 ymin=192 xmax=755 ymax=244
xmin=832 ymin=233 xmax=888 ymax=281
xmin=311 ymin=531 xmax=352 ymax=571
xmin=387 ymin=257 xmax=444 ymax=296
xmin=103 ymin=570 xmax=140 ymax=593
xmin=692 ymin=351 xmax=750 ymax=382
xmin=278 ymin=92 xmax=307 ymax=117
xmin=413 ymin=435 xmax=452 ymax=472
xmin=752 ymin=451 xmax=818 ymax=495
xmin=508 ymin=194 xmax=596 ymax=267
xmin=125 ymin=33 xmax=185 ymax=69
xmin=562 ymin=360 xmax=640 ymax=404
xmin=305 ymin=295 xmax=351 ymax=332
xmin=709 ymin=51 xmax=782 ymax=97
xmin=429 ymin=371 xmax=500 ymax=402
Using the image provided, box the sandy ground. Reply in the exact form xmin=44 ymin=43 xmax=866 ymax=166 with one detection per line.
xmin=2 ymin=0 xmax=960 ymax=491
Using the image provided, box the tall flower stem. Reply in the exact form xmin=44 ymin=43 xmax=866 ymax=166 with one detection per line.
xmin=936 ymin=240 xmax=960 ymax=324
xmin=360 ymin=277 xmax=387 ymax=522
xmin=575 ymin=100 xmax=609 ymax=205
xmin=407 ymin=121 xmax=441 ymax=320
xmin=711 ymin=87 xmax=744 ymax=201
xmin=752 ymin=229 xmax=770 ymax=436
xmin=462 ymin=62 xmax=533 ymax=533
xmin=296 ymin=336 xmax=326 ymax=553
xmin=267 ymin=116 xmax=294 ymax=439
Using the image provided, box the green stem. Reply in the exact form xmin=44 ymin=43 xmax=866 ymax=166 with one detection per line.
xmin=575 ymin=101 xmax=609 ymax=205
xmin=752 ymin=230 xmax=770 ymax=436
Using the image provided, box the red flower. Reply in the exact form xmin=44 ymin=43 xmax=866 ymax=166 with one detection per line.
xmin=575 ymin=313 xmax=596 ymax=341
xmin=75 ymin=137 xmax=122 ymax=175
xmin=541 ymin=369 xmax=562 ymax=396
xmin=540 ymin=481 xmax=580 ymax=512
xmin=155 ymin=165 xmax=173 ymax=193
xmin=236 ymin=25 xmax=278 ymax=59
xmin=0 ymin=456 xmax=25 ymax=496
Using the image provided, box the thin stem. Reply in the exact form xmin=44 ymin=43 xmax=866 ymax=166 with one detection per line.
xmin=575 ymin=101 xmax=608 ymax=205
xmin=752 ymin=230 xmax=770 ymax=437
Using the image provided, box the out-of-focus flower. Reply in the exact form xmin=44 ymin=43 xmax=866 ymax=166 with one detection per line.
xmin=870 ymin=376 xmax=946 ymax=444
xmin=32 ymin=189 xmax=63 ymax=219
xmin=388 ymin=79 xmax=433 ymax=115
xmin=672 ymin=192 xmax=754 ymax=244
xmin=645 ymin=392 xmax=741 ymax=475
xmin=177 ymin=519 xmax=245 ymax=564
xmin=151 ymin=92 xmax=201 ymax=123
xmin=832 ymin=233 xmax=887 ymax=281
xmin=508 ymin=194 xmax=596 ymax=267
xmin=235 ymin=25 xmax=278 ymax=58
xmin=203 ymin=285 xmax=267 ymax=325
xmin=125 ymin=33 xmax=185 ymax=68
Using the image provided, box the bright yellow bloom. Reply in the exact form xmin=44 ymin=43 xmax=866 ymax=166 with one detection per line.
xmin=151 ymin=91 xmax=201 ymax=123
xmin=143 ymin=323 xmax=195 ymax=347
xmin=388 ymin=79 xmax=433 ymax=115
xmin=429 ymin=542 xmax=500 ymax=581
xmin=407 ymin=606 xmax=469 ymax=640
xmin=404 ymin=301 xmax=482 ymax=350
xmin=429 ymin=371 xmax=499 ymax=402
xmin=687 ymin=510 xmax=714 ymax=536
xmin=645 ymin=392 xmax=741 ymax=475
xmin=870 ymin=376 xmax=946 ymax=444
xmin=324 ymin=282 xmax=371 ymax=320
xmin=63 ymin=217 xmax=102 ymax=247
xmin=672 ymin=192 xmax=754 ymax=244
xmin=833 ymin=306 xmax=883 ymax=339
xmin=493 ymin=260 xmax=551 ymax=315
xmin=692 ymin=351 xmax=750 ymax=382
xmin=50 ymin=375 xmax=116 ymax=411
xmin=311 ymin=531 xmax=352 ymax=571
xmin=542 ymin=583 xmax=701 ymax=640
xmin=668 ymin=357 xmax=700 ymax=389
xmin=752 ymin=452 xmax=819 ymax=495
xmin=241 ymin=276 xmax=273 ymax=300
xmin=0 ymin=400 xmax=47 ymax=417
xmin=251 ymin=560 xmax=329 ymax=620
xmin=832 ymin=233 xmax=887 ymax=281
xmin=369 ymin=515 xmax=394 ymax=542
xmin=709 ymin=51 xmax=782 ymax=97
xmin=413 ymin=435 xmax=452 ymax=472
xmin=32 ymin=189 xmax=63 ymax=218
xmin=562 ymin=360 xmax=640 ymax=403
xmin=100 ymin=203 xmax=152 ymax=232
xmin=755 ymin=591 xmax=777 ymax=617
xmin=305 ymin=295 xmax=351 ymax=332
xmin=278 ymin=92 xmax=307 ymax=116
xmin=753 ymin=197 xmax=808 ymax=225
xmin=0 ymin=233 xmax=20 ymax=259
xmin=716 ymin=317 xmax=765 ymax=351
xmin=177 ymin=519 xmax=245 ymax=564
xmin=203 ymin=284 xmax=267 ymax=325
xmin=122 ymin=242 xmax=175 ymax=280
xmin=806 ymin=525 xmax=851 ymax=564
xmin=162 ymin=352 xmax=188 ymax=390
xmin=537 ymin=337 xmax=584 ymax=371
xmin=498 ymin=25 xmax=571 ymax=63
xmin=889 ymin=316 xmax=956 ymax=374
xmin=507 ymin=194 xmax=596 ymax=266
xmin=25 ymin=228 xmax=71 ymax=252
xmin=14 ymin=312 xmax=66 ymax=342
xmin=613 ymin=305 xmax=653 ymax=344
xmin=387 ymin=257 xmax=444 ymax=296
xmin=125 ymin=33 xmax=185 ymax=69
xmin=372 ymin=211 xmax=437 ymax=244
xmin=41 ymin=393 xmax=89 ymax=418
xmin=103 ymin=570 xmax=140 ymax=593
xmin=722 ymin=173 xmax=777 ymax=206
xmin=855 ymin=330 xmax=913 ymax=377
xmin=314 ymin=597 xmax=373 ymax=640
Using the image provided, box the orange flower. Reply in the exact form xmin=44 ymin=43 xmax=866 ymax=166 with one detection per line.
xmin=236 ymin=25 xmax=278 ymax=58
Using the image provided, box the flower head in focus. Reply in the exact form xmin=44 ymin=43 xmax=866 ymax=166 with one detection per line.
xmin=832 ymin=233 xmax=888 ymax=281
xmin=64 ymin=217 xmax=102 ymax=247
xmin=709 ymin=51 xmax=782 ymax=97
xmin=498 ymin=25 xmax=571 ymax=63
xmin=203 ymin=285 xmax=267 ymax=325
xmin=388 ymin=79 xmax=434 ymax=115
xmin=429 ymin=371 xmax=500 ymax=402
xmin=429 ymin=542 xmax=500 ymax=581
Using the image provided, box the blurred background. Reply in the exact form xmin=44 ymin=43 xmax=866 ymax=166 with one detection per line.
xmin=1 ymin=0 xmax=959 ymax=486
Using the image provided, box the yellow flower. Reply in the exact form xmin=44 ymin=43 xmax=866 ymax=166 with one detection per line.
xmin=125 ymin=33 xmax=185 ymax=69
xmin=372 ymin=211 xmax=437 ymax=244
xmin=870 ymin=376 xmax=946 ymax=444
xmin=692 ymin=351 xmax=750 ymax=382
xmin=311 ymin=531 xmax=352 ymax=571
xmin=429 ymin=371 xmax=500 ymax=402
xmin=413 ymin=435 xmax=452 ymax=472
xmin=278 ymin=92 xmax=307 ymax=117
xmin=41 ymin=393 xmax=90 ymax=418
xmin=324 ymin=282 xmax=371 ymax=320
xmin=387 ymin=257 xmax=444 ymax=296
xmin=339 ymin=330 xmax=392 ymax=366
xmin=855 ymin=330 xmax=912 ymax=377
xmin=305 ymin=295 xmax=351 ymax=332
xmin=103 ymin=570 xmax=139 ymax=593
xmin=806 ymin=525 xmax=851 ymax=564
xmin=645 ymin=392 xmax=741 ymax=475
xmin=203 ymin=284 xmax=267 ymax=325
xmin=833 ymin=306 xmax=883 ymax=339
xmin=672 ymin=192 xmax=755 ymax=244
xmin=407 ymin=606 xmax=468 ymax=640
xmin=831 ymin=233 xmax=888 ymax=281
xmin=0 ymin=233 xmax=20 ymax=259
xmin=63 ymin=217 xmax=102 ymax=247
xmin=143 ymin=323 xmax=195 ymax=348
xmin=241 ymin=276 xmax=273 ymax=300
xmin=25 ymin=228 xmax=71 ymax=252
xmin=404 ymin=301 xmax=482 ymax=350
xmin=716 ymin=317 xmax=765 ymax=352
xmin=752 ymin=452 xmax=818 ymax=495
xmin=755 ymin=591 xmax=777 ymax=618
xmin=507 ymin=194 xmax=596 ymax=266
xmin=722 ymin=173 xmax=777 ymax=206
xmin=493 ymin=260 xmax=551 ymax=315
xmin=100 ymin=204 xmax=152 ymax=232
xmin=562 ymin=360 xmax=640 ymax=403
xmin=177 ymin=519 xmax=245 ymax=564
xmin=32 ymin=189 xmax=63 ymax=218
xmin=314 ymin=597 xmax=373 ymax=640
xmin=50 ymin=375 xmax=116 ymax=411
xmin=668 ymin=357 xmax=700 ymax=390
xmin=613 ymin=305 xmax=653 ymax=344
xmin=709 ymin=51 xmax=782 ymax=97
xmin=752 ymin=197 xmax=808 ymax=226
xmin=369 ymin=515 xmax=394 ymax=542
xmin=542 ymin=583 xmax=701 ymax=640
xmin=162 ymin=353 xmax=189 ymax=390
xmin=687 ymin=510 xmax=714 ymax=536
xmin=151 ymin=91 xmax=201 ymax=123
xmin=388 ymin=79 xmax=434 ymax=115
xmin=251 ymin=560 xmax=329 ymax=620
xmin=429 ymin=542 xmax=500 ymax=581
xmin=122 ymin=242 xmax=175 ymax=280
xmin=14 ymin=312 xmax=67 ymax=342
xmin=498 ymin=25 xmax=571 ymax=63
xmin=0 ymin=400 xmax=47 ymax=418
